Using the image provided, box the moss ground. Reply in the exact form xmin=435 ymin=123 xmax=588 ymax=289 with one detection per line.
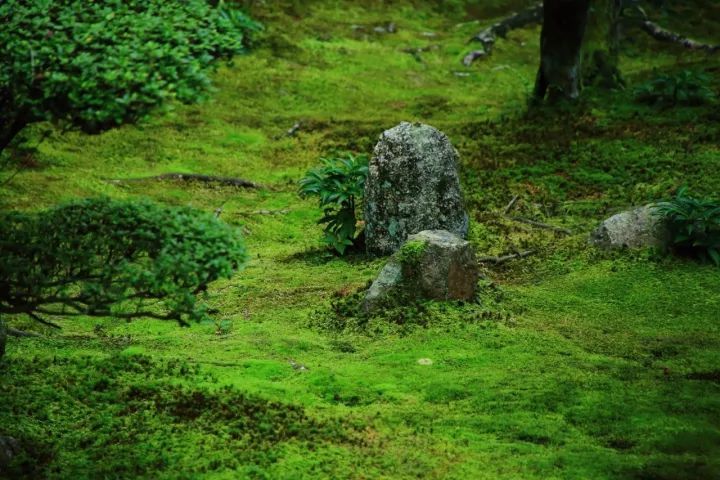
xmin=2 ymin=1 xmax=720 ymax=478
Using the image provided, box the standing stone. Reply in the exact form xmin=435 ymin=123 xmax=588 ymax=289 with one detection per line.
xmin=364 ymin=230 xmax=479 ymax=313
xmin=364 ymin=122 xmax=469 ymax=255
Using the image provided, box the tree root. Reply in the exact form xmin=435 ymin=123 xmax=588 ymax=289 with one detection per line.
xmin=107 ymin=173 xmax=260 ymax=189
xmin=463 ymin=3 xmax=543 ymax=66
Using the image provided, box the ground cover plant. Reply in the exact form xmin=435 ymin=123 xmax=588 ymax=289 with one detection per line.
xmin=1 ymin=0 xmax=719 ymax=478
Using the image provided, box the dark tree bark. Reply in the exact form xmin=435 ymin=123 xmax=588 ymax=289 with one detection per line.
xmin=0 ymin=319 xmax=6 ymax=360
xmin=534 ymin=0 xmax=592 ymax=101
xmin=0 ymin=98 xmax=31 ymax=155
xmin=582 ymin=0 xmax=623 ymax=88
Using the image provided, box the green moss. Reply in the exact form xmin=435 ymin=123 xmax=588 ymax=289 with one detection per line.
xmin=1 ymin=0 xmax=720 ymax=478
xmin=396 ymin=239 xmax=428 ymax=266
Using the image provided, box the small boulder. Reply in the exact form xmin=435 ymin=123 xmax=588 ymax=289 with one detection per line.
xmin=0 ymin=436 xmax=20 ymax=471
xmin=590 ymin=205 xmax=668 ymax=249
xmin=364 ymin=230 xmax=479 ymax=312
xmin=364 ymin=122 xmax=469 ymax=255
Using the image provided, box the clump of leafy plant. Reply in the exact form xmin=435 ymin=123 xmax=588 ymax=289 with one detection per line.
xmin=657 ymin=188 xmax=720 ymax=265
xmin=0 ymin=0 xmax=261 ymax=152
xmin=298 ymin=153 xmax=369 ymax=254
xmin=0 ymin=197 xmax=247 ymax=332
xmin=633 ymin=70 xmax=716 ymax=107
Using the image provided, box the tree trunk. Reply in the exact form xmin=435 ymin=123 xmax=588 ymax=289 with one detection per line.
xmin=534 ymin=0 xmax=592 ymax=101
xmin=582 ymin=0 xmax=623 ymax=88
xmin=0 ymin=110 xmax=30 ymax=155
xmin=0 ymin=319 xmax=6 ymax=360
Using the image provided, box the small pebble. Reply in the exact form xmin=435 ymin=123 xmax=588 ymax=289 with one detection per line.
xmin=417 ymin=358 xmax=433 ymax=366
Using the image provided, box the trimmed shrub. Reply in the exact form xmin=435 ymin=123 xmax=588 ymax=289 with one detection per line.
xmin=0 ymin=0 xmax=260 ymax=151
xmin=0 ymin=197 xmax=247 ymax=327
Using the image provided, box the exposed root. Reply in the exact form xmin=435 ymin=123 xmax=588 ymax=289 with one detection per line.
xmin=107 ymin=173 xmax=260 ymax=189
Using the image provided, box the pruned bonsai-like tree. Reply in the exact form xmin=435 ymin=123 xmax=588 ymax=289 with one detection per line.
xmin=0 ymin=197 xmax=248 ymax=357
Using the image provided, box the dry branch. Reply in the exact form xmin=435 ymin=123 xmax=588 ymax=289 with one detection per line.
xmin=7 ymin=327 xmax=42 ymax=338
xmin=502 ymin=195 xmax=520 ymax=215
xmin=504 ymin=215 xmax=572 ymax=235
xmin=635 ymin=8 xmax=720 ymax=52
xmin=107 ymin=173 xmax=260 ymax=189
xmin=463 ymin=2 xmax=543 ymax=66
xmin=478 ymin=250 xmax=535 ymax=264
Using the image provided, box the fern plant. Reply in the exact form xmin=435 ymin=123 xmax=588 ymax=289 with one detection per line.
xmin=634 ymin=69 xmax=716 ymax=107
xmin=299 ymin=154 xmax=369 ymax=254
xmin=656 ymin=188 xmax=720 ymax=266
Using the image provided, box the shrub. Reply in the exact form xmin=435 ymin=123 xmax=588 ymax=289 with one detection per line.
xmin=298 ymin=154 xmax=369 ymax=255
xmin=633 ymin=70 xmax=716 ymax=107
xmin=0 ymin=0 xmax=260 ymax=152
xmin=0 ymin=197 xmax=247 ymax=328
xmin=657 ymin=188 xmax=720 ymax=265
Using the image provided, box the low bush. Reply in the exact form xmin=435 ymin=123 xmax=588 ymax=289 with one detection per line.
xmin=298 ymin=153 xmax=368 ymax=255
xmin=633 ymin=69 xmax=716 ymax=107
xmin=657 ymin=188 xmax=720 ymax=265
xmin=0 ymin=197 xmax=247 ymax=328
xmin=0 ymin=0 xmax=261 ymax=151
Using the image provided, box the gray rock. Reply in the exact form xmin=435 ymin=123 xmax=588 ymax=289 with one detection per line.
xmin=364 ymin=230 xmax=479 ymax=312
xmin=0 ymin=436 xmax=20 ymax=470
xmin=590 ymin=205 xmax=668 ymax=249
xmin=364 ymin=122 xmax=469 ymax=255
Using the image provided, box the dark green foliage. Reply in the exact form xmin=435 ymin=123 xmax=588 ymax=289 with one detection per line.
xmin=0 ymin=0 xmax=260 ymax=150
xmin=298 ymin=154 xmax=368 ymax=255
xmin=0 ymin=352 xmax=353 ymax=478
xmin=0 ymin=197 xmax=247 ymax=325
xmin=657 ymin=188 xmax=720 ymax=266
xmin=633 ymin=70 xmax=716 ymax=106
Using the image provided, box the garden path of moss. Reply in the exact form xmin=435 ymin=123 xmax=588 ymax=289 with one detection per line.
xmin=1 ymin=0 xmax=720 ymax=478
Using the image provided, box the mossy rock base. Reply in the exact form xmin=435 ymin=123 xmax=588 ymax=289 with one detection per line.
xmin=364 ymin=230 xmax=479 ymax=312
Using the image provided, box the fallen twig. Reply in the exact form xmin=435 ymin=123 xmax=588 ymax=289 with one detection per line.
xmin=7 ymin=327 xmax=42 ymax=338
xmin=478 ymin=250 xmax=535 ymax=264
xmin=402 ymin=44 xmax=440 ymax=62
xmin=502 ymin=195 xmax=520 ymax=215
xmin=463 ymin=3 xmax=543 ymax=66
xmin=286 ymin=122 xmax=302 ymax=137
xmin=106 ymin=173 xmax=260 ymax=189
xmin=214 ymin=199 xmax=231 ymax=219
xmin=236 ymin=208 xmax=289 ymax=217
xmin=504 ymin=215 xmax=572 ymax=235
xmin=633 ymin=6 xmax=719 ymax=52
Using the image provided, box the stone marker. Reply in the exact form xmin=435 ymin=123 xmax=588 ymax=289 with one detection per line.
xmin=590 ymin=205 xmax=669 ymax=249
xmin=364 ymin=122 xmax=469 ymax=255
xmin=364 ymin=230 xmax=479 ymax=312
